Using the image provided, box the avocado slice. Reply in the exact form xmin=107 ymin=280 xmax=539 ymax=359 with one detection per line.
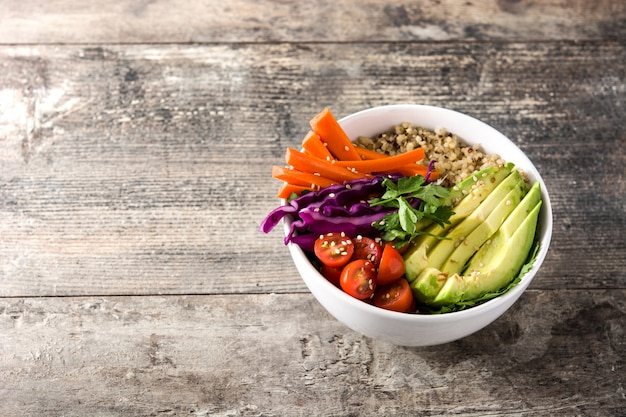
xmin=403 ymin=164 xmax=513 ymax=282
xmin=424 ymin=170 xmax=527 ymax=272
xmin=464 ymin=182 xmax=542 ymax=280
xmin=440 ymin=180 xmax=526 ymax=275
xmin=431 ymin=183 xmax=542 ymax=306
xmin=410 ymin=267 xmax=450 ymax=303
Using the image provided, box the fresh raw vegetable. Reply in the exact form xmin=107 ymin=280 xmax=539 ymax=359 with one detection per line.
xmin=285 ymin=148 xmax=363 ymax=184
xmin=354 ymin=147 xmax=388 ymax=160
xmin=314 ymin=232 xmax=355 ymax=268
xmin=351 ymin=236 xmax=383 ymax=267
xmin=309 ymin=107 xmax=362 ymax=161
xmin=320 ymin=264 xmax=343 ymax=286
xmin=377 ymin=244 xmax=406 ymax=285
xmin=373 ymin=278 xmax=414 ymax=312
xmin=340 ymin=259 xmax=378 ymax=300
xmin=277 ymin=183 xmax=310 ymax=199
xmin=272 ymin=166 xmax=337 ymax=190
xmin=370 ymin=174 xmax=454 ymax=248
xmin=260 ymin=175 xmax=402 ymax=251
xmin=302 ymin=130 xmax=334 ymax=161
xmin=332 ymin=147 xmax=425 ymax=173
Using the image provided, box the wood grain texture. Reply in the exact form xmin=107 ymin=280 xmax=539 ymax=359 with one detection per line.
xmin=0 ymin=42 xmax=624 ymax=297
xmin=1 ymin=0 xmax=625 ymax=44
xmin=1 ymin=290 xmax=625 ymax=416
xmin=1 ymin=2 xmax=625 ymax=415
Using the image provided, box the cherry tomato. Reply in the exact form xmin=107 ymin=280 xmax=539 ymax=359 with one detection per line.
xmin=340 ymin=259 xmax=377 ymax=300
xmin=377 ymin=244 xmax=406 ymax=285
xmin=351 ymin=236 xmax=383 ymax=266
xmin=314 ymin=232 xmax=355 ymax=268
xmin=373 ymin=278 xmax=414 ymax=312
xmin=320 ymin=264 xmax=343 ymax=286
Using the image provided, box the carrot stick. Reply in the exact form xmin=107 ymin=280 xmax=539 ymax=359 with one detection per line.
xmin=381 ymin=164 xmax=438 ymax=179
xmin=309 ymin=108 xmax=361 ymax=161
xmin=354 ymin=146 xmax=388 ymax=160
xmin=333 ymin=148 xmax=426 ymax=174
xmin=285 ymin=148 xmax=364 ymax=183
xmin=272 ymin=166 xmax=338 ymax=189
xmin=277 ymin=183 xmax=310 ymax=199
xmin=302 ymin=131 xmax=334 ymax=161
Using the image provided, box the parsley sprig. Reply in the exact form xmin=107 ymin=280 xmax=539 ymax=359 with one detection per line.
xmin=369 ymin=176 xmax=454 ymax=247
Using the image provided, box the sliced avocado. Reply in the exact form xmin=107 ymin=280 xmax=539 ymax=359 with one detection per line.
xmin=440 ymin=180 xmax=526 ymax=275
xmin=403 ymin=164 xmax=513 ymax=282
xmin=431 ymin=184 xmax=542 ymax=306
xmin=409 ymin=267 xmax=449 ymax=303
xmin=465 ymin=183 xmax=542 ymax=279
xmin=424 ymin=170 xmax=527 ymax=272
xmin=442 ymin=163 xmax=515 ymax=227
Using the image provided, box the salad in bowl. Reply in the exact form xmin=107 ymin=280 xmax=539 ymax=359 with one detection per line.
xmin=261 ymin=105 xmax=552 ymax=346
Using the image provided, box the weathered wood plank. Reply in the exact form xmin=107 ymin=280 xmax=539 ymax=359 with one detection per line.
xmin=1 ymin=0 xmax=625 ymax=44
xmin=0 ymin=42 xmax=624 ymax=296
xmin=0 ymin=290 xmax=624 ymax=416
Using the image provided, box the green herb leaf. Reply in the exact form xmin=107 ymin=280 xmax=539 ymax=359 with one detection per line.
xmin=371 ymin=175 xmax=454 ymax=247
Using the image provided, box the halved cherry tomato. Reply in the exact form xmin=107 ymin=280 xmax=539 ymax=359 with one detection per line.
xmin=373 ymin=278 xmax=414 ymax=312
xmin=377 ymin=244 xmax=406 ymax=285
xmin=351 ymin=236 xmax=383 ymax=266
xmin=340 ymin=259 xmax=377 ymax=300
xmin=320 ymin=264 xmax=343 ymax=286
xmin=314 ymin=232 xmax=354 ymax=268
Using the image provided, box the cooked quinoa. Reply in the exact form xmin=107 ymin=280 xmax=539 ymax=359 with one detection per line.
xmin=354 ymin=122 xmax=507 ymax=188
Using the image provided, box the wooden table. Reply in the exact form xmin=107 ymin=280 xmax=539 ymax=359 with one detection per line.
xmin=1 ymin=1 xmax=624 ymax=415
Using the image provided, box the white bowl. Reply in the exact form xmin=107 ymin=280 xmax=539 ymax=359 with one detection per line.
xmin=284 ymin=104 xmax=553 ymax=346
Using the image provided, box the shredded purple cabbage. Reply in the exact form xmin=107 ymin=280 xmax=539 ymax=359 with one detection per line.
xmin=259 ymin=175 xmax=402 ymax=252
xmin=260 ymin=162 xmax=438 ymax=252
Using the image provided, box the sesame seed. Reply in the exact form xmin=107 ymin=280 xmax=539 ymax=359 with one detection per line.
xmin=344 ymin=145 xmax=350 ymax=152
